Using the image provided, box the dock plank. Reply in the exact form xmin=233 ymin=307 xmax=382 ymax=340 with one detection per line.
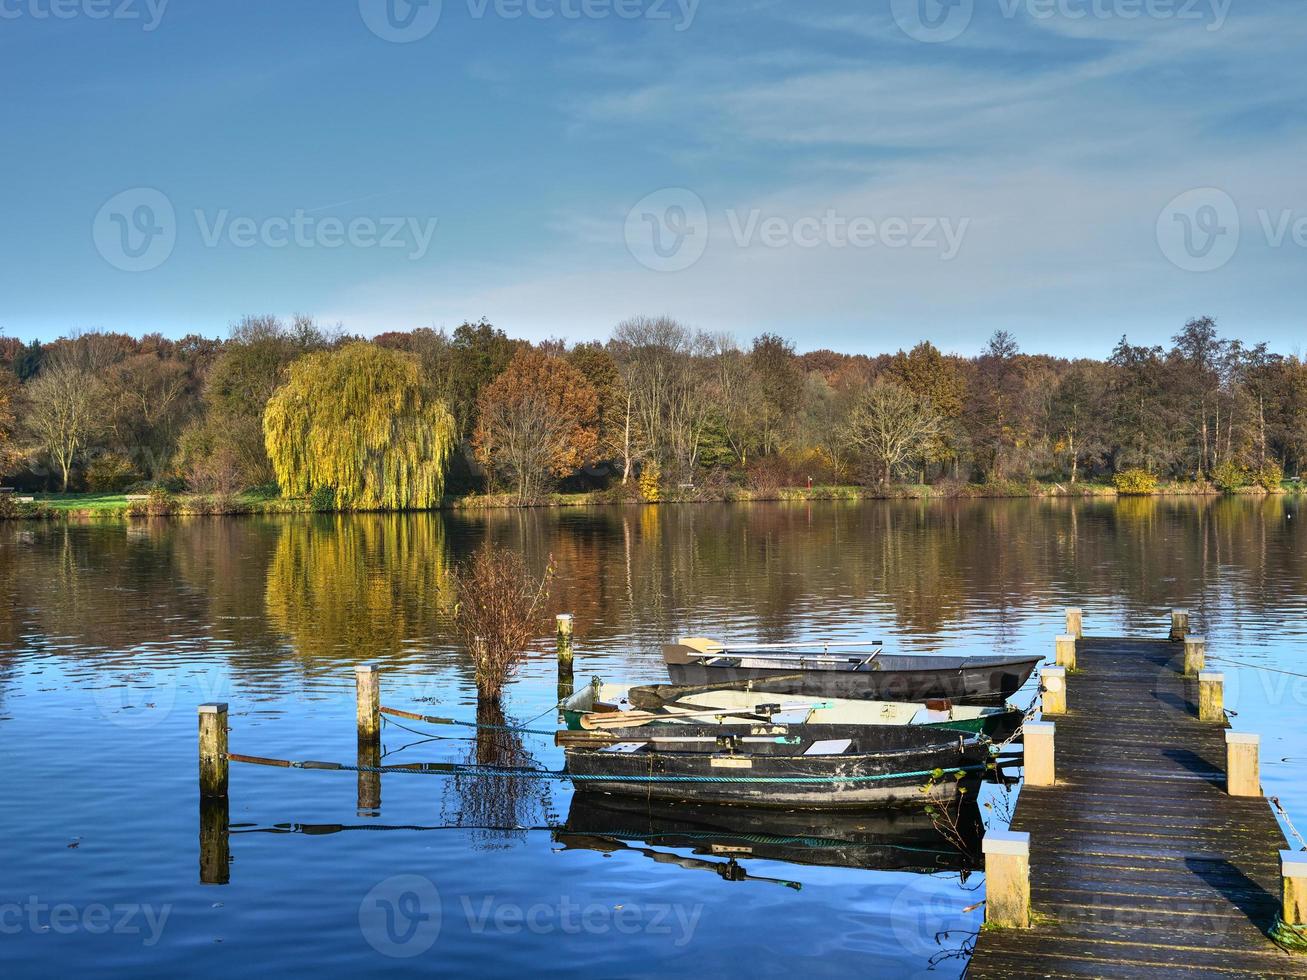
xmin=968 ymin=635 xmax=1306 ymax=978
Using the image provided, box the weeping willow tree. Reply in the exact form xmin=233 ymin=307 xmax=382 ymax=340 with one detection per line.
xmin=263 ymin=342 xmax=456 ymax=510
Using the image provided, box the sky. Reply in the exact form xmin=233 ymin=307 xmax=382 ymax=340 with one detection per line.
xmin=1 ymin=0 xmax=1304 ymax=358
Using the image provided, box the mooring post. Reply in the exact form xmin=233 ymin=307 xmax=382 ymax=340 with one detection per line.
xmin=1281 ymin=851 xmax=1307 ymax=929
xmin=982 ymin=830 xmax=1031 ymax=929
xmin=1024 ymin=720 xmax=1056 ymax=786
xmin=1184 ymin=636 xmax=1206 ymax=676
xmin=1054 ymin=634 xmax=1077 ymax=671
xmin=556 ymin=613 xmax=575 ymax=702
xmin=1225 ymin=731 xmax=1261 ymax=797
xmin=198 ymin=703 xmax=229 ymax=800
xmin=1041 ymin=665 xmax=1067 ymax=715
xmin=1198 ymin=670 xmax=1224 ymax=722
xmin=355 ymin=665 xmax=380 ymax=744
xmin=556 ymin=613 xmax=574 ymax=665
xmin=1170 ymin=608 xmax=1189 ymax=641
xmin=1065 ymin=607 xmax=1083 ymax=640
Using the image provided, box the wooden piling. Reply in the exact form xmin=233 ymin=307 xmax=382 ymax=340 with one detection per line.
xmin=1198 ymin=670 xmax=1224 ymax=722
xmin=982 ymin=831 xmax=1031 ymax=929
xmin=1225 ymin=730 xmax=1261 ymax=797
xmin=198 ymin=702 xmax=228 ymax=799
xmin=556 ymin=613 xmax=574 ymax=664
xmin=1183 ymin=636 xmax=1206 ymax=675
xmin=1024 ymin=720 xmax=1056 ymax=787
xmin=1054 ymin=634 xmax=1077 ymax=671
xmin=355 ymin=665 xmax=380 ymax=743
xmin=1170 ymin=608 xmax=1189 ymax=641
xmin=1281 ymin=850 xmax=1307 ymax=927
xmin=1064 ymin=607 xmax=1083 ymax=640
xmin=1041 ymin=665 xmax=1067 ymax=715
xmin=556 ymin=613 xmax=575 ymax=702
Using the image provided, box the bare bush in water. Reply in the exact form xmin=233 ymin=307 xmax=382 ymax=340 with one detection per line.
xmin=451 ymin=545 xmax=555 ymax=701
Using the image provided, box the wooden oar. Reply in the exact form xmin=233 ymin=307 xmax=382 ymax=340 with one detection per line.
xmin=579 ymin=699 xmax=824 ymax=731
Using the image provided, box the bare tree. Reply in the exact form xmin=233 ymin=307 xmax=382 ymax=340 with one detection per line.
xmin=25 ymin=352 xmax=104 ymax=491
xmin=846 ymin=378 xmax=942 ymax=485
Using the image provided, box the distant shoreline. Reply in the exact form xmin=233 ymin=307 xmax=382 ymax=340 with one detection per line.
xmin=1 ymin=481 xmax=1294 ymax=522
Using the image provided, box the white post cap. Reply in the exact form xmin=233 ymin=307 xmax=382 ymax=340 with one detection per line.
xmin=198 ymin=702 xmax=228 ymax=714
xmin=1025 ymin=721 xmax=1056 ymax=736
xmin=1225 ymin=731 xmax=1259 ymax=746
xmin=1281 ymin=850 xmax=1307 ymax=877
xmin=1186 ymin=635 xmax=1206 ymax=644
xmin=983 ymin=830 xmax=1030 ymax=856
xmin=1042 ymin=665 xmax=1067 ymax=677
xmin=1198 ymin=670 xmax=1224 ymax=684
xmin=1055 ymin=635 xmax=1076 ymax=643
xmin=355 ymin=664 xmax=379 ymax=675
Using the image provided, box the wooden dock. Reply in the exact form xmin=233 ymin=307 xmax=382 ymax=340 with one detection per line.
xmin=968 ymin=632 xmax=1307 ymax=978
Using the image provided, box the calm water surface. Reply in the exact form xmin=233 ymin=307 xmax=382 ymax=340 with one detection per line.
xmin=2 ymin=498 xmax=1305 ymax=978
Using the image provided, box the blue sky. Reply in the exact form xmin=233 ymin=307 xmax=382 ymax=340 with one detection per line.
xmin=1 ymin=0 xmax=1304 ymax=357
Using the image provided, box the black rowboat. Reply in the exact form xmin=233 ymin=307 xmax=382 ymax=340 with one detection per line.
xmin=562 ymin=721 xmax=989 ymax=808
xmin=662 ymin=639 xmax=1039 ymax=703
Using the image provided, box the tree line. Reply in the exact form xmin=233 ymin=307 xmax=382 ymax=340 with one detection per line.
xmin=0 ymin=314 xmax=1302 ymax=505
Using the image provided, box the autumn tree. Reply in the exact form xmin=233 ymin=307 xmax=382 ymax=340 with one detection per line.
xmin=263 ymin=342 xmax=456 ymax=510
xmin=888 ymin=341 xmax=966 ymax=479
xmin=180 ymin=315 xmax=332 ymax=489
xmin=0 ymin=372 xmax=21 ymax=473
xmin=448 ymin=320 xmax=520 ymax=438
xmin=845 ymin=378 xmax=942 ymax=485
xmin=24 ymin=350 xmax=104 ymax=491
xmin=474 ymin=348 xmax=599 ymax=502
xmin=568 ymin=342 xmax=637 ymax=482
xmin=748 ymin=333 xmax=803 ymax=457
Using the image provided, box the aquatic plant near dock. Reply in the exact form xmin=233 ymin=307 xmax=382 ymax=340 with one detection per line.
xmin=451 ymin=545 xmax=554 ymax=701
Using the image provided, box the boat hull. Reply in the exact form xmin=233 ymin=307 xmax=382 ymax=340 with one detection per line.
xmin=563 ymin=724 xmax=989 ymax=808
xmin=663 ymin=655 xmax=1038 ymax=703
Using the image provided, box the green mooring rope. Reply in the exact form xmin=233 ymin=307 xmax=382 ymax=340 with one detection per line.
xmin=1271 ymin=914 xmax=1307 ymax=952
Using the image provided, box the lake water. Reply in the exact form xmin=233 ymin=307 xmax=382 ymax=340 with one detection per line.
xmin=2 ymin=497 xmax=1305 ymax=978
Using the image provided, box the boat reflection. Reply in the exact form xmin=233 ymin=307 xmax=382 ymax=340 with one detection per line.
xmin=554 ymin=792 xmax=983 ymax=880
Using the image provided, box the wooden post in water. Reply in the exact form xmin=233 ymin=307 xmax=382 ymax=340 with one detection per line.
xmin=1280 ymin=851 xmax=1307 ymax=928
xmin=1225 ymin=731 xmax=1261 ymax=797
xmin=354 ymin=665 xmax=381 ymax=815
xmin=1198 ymin=670 xmax=1224 ymax=722
xmin=982 ymin=831 xmax=1031 ymax=928
xmin=1183 ymin=637 xmax=1206 ymax=676
xmin=1054 ymin=635 xmax=1077 ymax=671
xmin=1024 ymin=721 xmax=1056 ymax=786
xmin=1170 ymin=608 xmax=1189 ymax=641
xmin=355 ymin=665 xmax=380 ymax=743
xmin=1065 ymin=607 xmax=1083 ymax=640
xmin=199 ymin=797 xmax=230 ymax=885
xmin=1041 ymin=666 xmax=1067 ymax=715
xmin=198 ymin=703 xmax=228 ymax=799
xmin=556 ymin=613 xmax=575 ymax=702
